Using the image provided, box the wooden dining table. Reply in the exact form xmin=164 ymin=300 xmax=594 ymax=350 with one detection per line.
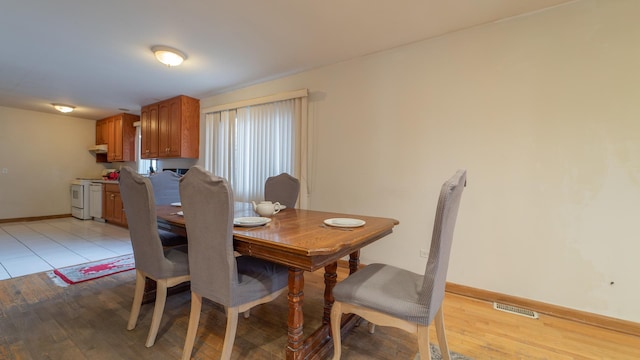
xmin=156 ymin=202 xmax=399 ymax=360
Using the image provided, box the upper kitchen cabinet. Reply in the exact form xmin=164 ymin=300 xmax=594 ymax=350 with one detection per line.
xmin=95 ymin=113 xmax=138 ymax=162
xmin=140 ymin=104 xmax=159 ymax=158
xmin=96 ymin=119 xmax=108 ymax=145
xmin=141 ymin=95 xmax=200 ymax=159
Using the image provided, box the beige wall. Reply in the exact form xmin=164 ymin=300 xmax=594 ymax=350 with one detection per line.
xmin=0 ymin=106 xmax=105 ymax=219
xmin=198 ymin=0 xmax=640 ymax=322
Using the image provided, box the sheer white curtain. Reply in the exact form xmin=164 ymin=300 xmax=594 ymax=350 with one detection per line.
xmin=205 ymin=110 xmax=235 ymax=180
xmin=204 ymin=90 xmax=307 ymax=205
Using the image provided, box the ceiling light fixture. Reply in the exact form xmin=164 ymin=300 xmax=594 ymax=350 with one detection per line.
xmin=151 ymin=46 xmax=187 ymax=67
xmin=52 ymin=103 xmax=75 ymax=113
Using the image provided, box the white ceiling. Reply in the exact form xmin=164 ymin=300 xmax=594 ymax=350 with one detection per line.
xmin=0 ymin=0 xmax=573 ymax=120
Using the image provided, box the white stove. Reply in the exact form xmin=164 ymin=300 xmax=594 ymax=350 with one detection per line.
xmin=71 ymin=179 xmax=93 ymax=220
xmin=71 ymin=169 xmax=118 ymax=220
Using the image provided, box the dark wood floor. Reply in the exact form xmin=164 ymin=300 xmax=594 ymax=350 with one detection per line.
xmin=0 ymin=267 xmax=420 ymax=359
xmin=1 ymin=266 xmax=639 ymax=359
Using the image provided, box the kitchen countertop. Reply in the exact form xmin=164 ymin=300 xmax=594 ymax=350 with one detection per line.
xmin=90 ymin=179 xmax=119 ymax=184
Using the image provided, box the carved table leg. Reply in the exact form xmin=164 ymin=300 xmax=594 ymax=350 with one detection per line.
xmin=287 ymin=267 xmax=305 ymax=360
xmin=348 ymin=251 xmax=365 ymax=328
xmin=323 ymin=262 xmax=338 ymax=325
xmin=349 ymin=250 xmax=360 ymax=275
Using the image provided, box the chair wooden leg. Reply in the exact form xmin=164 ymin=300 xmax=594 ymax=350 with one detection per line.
xmin=127 ymin=270 xmax=145 ymax=330
xmin=434 ymin=307 xmax=451 ymax=360
xmin=181 ymin=292 xmax=202 ymax=360
xmin=416 ymin=325 xmax=431 ymax=360
xmin=145 ymin=278 xmax=168 ymax=347
xmin=330 ymin=301 xmax=343 ymax=360
xmin=221 ymin=307 xmax=239 ymax=360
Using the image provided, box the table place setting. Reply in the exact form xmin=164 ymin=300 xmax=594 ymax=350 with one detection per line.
xmin=323 ymin=218 xmax=366 ymax=228
xmin=233 ymin=216 xmax=272 ymax=227
xmin=154 ymin=200 xmax=399 ymax=360
xmin=320 ymin=218 xmax=366 ymax=231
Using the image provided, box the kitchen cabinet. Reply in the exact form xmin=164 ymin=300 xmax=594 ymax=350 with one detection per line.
xmin=140 ymin=104 xmax=159 ymax=158
xmin=141 ymin=95 xmax=199 ymax=159
xmin=94 ymin=119 xmax=109 ymax=162
xmin=94 ymin=113 xmax=138 ymax=163
xmin=103 ymin=183 xmax=127 ymax=227
xmin=107 ymin=113 xmax=138 ymax=162
xmin=96 ymin=119 xmax=108 ymax=145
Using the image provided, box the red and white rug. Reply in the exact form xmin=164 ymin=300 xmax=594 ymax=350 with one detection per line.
xmin=50 ymin=254 xmax=135 ymax=285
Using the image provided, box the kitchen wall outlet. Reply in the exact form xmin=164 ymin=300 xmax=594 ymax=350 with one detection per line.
xmin=1 ymin=168 xmax=7 ymax=174
xmin=419 ymin=248 xmax=428 ymax=258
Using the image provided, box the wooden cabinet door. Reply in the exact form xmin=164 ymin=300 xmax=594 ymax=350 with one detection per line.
xmin=158 ymin=100 xmax=170 ymax=157
xmin=141 ymin=104 xmax=159 ymax=158
xmin=113 ymin=191 xmax=124 ymax=224
xmin=158 ymin=97 xmax=184 ymax=158
xmin=96 ymin=119 xmax=108 ymax=145
xmin=104 ymin=189 xmax=115 ymax=222
xmin=106 ymin=116 xmax=124 ymax=162
xmin=180 ymin=95 xmax=200 ymax=159
xmin=106 ymin=116 xmax=116 ymax=162
xmin=158 ymin=100 xmax=174 ymax=157
xmin=112 ymin=115 xmax=124 ymax=161
xmin=95 ymin=121 xmax=102 ymax=144
xmin=95 ymin=119 xmax=109 ymax=163
xmin=121 ymin=114 xmax=137 ymax=162
xmin=166 ymin=97 xmax=182 ymax=157
xmin=104 ymin=184 xmax=127 ymax=227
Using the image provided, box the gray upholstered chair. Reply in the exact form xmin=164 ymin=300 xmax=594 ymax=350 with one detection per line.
xmin=264 ymin=172 xmax=300 ymax=208
xmin=149 ymin=170 xmax=188 ymax=247
xmin=330 ymin=170 xmax=467 ymax=360
xmin=118 ymin=166 xmax=191 ymax=348
xmin=148 ymin=170 xmax=182 ymax=205
xmin=179 ymin=166 xmax=289 ymax=360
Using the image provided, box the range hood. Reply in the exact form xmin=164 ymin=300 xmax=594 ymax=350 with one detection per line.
xmin=88 ymin=144 xmax=108 ymax=153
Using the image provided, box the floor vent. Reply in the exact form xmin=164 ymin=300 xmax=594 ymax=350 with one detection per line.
xmin=493 ymin=302 xmax=539 ymax=319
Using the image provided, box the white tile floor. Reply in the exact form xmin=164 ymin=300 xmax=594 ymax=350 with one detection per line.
xmin=0 ymin=217 xmax=132 ymax=280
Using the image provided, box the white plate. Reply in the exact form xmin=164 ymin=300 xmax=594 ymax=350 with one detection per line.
xmin=323 ymin=218 xmax=366 ymax=228
xmin=234 ymin=217 xmax=272 ymax=227
xmin=170 ymin=202 xmax=182 ymax=207
xmin=176 ymin=211 xmax=184 ymax=216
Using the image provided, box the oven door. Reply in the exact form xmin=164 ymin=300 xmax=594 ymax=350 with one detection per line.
xmin=71 ymin=184 xmax=85 ymax=209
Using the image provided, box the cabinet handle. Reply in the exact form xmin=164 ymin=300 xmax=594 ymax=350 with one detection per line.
xmin=110 ymin=194 xmax=115 ymax=199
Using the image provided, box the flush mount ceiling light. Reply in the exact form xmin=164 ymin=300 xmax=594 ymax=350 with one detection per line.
xmin=52 ymin=103 xmax=75 ymax=113
xmin=151 ymin=46 xmax=187 ymax=67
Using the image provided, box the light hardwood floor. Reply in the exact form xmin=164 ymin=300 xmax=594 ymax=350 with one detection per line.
xmin=0 ymin=265 xmax=638 ymax=359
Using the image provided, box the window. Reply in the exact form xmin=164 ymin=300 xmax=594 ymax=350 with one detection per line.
xmin=135 ymin=124 xmax=155 ymax=174
xmin=203 ymin=89 xmax=308 ymax=206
